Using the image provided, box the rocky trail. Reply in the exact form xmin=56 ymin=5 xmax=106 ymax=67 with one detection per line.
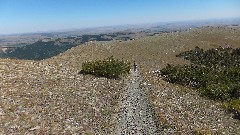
xmin=116 ymin=70 xmax=160 ymax=135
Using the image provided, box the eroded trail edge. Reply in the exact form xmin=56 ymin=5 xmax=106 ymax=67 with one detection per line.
xmin=116 ymin=70 xmax=159 ymax=134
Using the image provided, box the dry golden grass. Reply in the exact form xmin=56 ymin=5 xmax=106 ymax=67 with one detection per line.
xmin=1 ymin=26 xmax=240 ymax=134
xmin=46 ymin=26 xmax=240 ymax=134
xmin=49 ymin=26 xmax=240 ymax=70
xmin=0 ymin=58 xmax=126 ymax=134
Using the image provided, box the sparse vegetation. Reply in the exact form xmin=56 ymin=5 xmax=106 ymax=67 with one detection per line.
xmin=1 ymin=26 xmax=240 ymax=134
xmin=161 ymin=46 xmax=240 ymax=119
xmin=224 ymin=99 xmax=240 ymax=119
xmin=176 ymin=46 xmax=240 ymax=67
xmin=0 ymin=59 xmax=125 ymax=134
xmin=80 ymin=56 xmax=131 ymax=79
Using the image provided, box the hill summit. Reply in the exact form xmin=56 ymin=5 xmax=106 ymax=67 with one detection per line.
xmin=1 ymin=26 xmax=240 ymax=134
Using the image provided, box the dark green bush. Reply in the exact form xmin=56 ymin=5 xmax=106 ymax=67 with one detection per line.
xmin=176 ymin=46 xmax=240 ymax=67
xmin=161 ymin=46 xmax=240 ymax=119
xmin=161 ymin=64 xmax=208 ymax=88
xmin=200 ymin=83 xmax=234 ymax=100
xmin=80 ymin=56 xmax=130 ymax=79
xmin=224 ymin=99 xmax=240 ymax=119
xmin=161 ymin=46 xmax=240 ymax=101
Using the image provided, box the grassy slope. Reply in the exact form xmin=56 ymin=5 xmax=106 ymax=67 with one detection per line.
xmin=49 ymin=26 xmax=240 ymax=71
xmin=1 ymin=26 xmax=240 ymax=134
xmin=47 ymin=26 xmax=240 ymax=133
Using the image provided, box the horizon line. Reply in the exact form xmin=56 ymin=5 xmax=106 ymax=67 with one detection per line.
xmin=1 ymin=17 xmax=240 ymax=36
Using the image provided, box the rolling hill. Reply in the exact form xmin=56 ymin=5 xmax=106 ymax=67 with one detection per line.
xmin=1 ymin=26 xmax=240 ymax=134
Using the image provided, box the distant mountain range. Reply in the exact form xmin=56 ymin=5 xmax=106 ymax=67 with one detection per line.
xmin=0 ymin=41 xmax=77 ymax=60
xmin=0 ymin=32 xmax=144 ymax=60
xmin=0 ymin=18 xmax=239 ymax=60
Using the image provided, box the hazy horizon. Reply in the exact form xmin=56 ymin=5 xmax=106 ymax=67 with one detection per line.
xmin=0 ymin=0 xmax=240 ymax=35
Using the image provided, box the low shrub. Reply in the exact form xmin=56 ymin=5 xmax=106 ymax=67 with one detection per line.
xmin=176 ymin=46 xmax=240 ymax=67
xmin=160 ymin=46 xmax=240 ymax=118
xmin=80 ymin=56 xmax=130 ymax=79
xmin=161 ymin=64 xmax=208 ymax=88
xmin=224 ymin=99 xmax=240 ymax=119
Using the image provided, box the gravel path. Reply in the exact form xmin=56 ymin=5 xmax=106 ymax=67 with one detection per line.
xmin=116 ymin=70 xmax=159 ymax=135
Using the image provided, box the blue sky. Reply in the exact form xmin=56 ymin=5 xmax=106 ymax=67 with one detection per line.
xmin=0 ymin=0 xmax=240 ymax=34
